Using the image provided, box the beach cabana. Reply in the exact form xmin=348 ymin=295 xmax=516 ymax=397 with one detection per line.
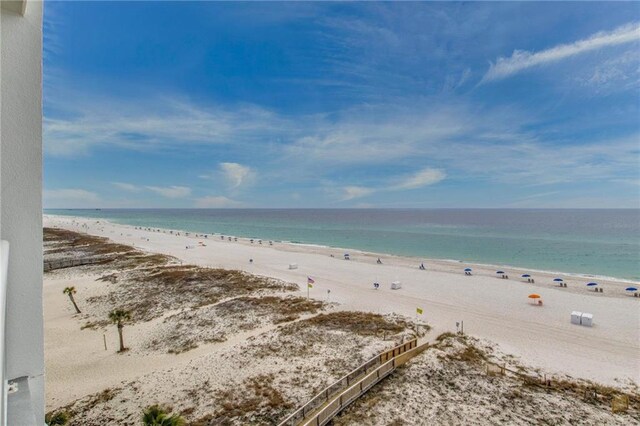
xmin=553 ymin=277 xmax=566 ymax=287
xmin=521 ymin=273 xmax=533 ymax=283
xmin=344 ymin=253 xmax=350 ymax=260
xmin=464 ymin=268 xmax=472 ymax=276
xmin=626 ymin=287 xmax=638 ymax=297
xmin=528 ymin=293 xmax=542 ymax=305
xmin=496 ymin=270 xmax=508 ymax=279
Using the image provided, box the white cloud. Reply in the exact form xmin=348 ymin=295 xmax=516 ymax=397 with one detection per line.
xmin=111 ymin=182 xmax=141 ymax=192
xmin=194 ymin=196 xmax=243 ymax=208
xmin=482 ymin=22 xmax=640 ymax=83
xmin=393 ymin=168 xmax=446 ymax=190
xmin=145 ymin=185 xmax=191 ymax=198
xmin=341 ymin=186 xmax=375 ymax=201
xmin=219 ymin=162 xmax=256 ymax=189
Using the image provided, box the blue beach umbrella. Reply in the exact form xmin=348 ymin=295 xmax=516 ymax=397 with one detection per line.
xmin=521 ymin=274 xmax=531 ymax=278
xmin=464 ymin=268 xmax=472 ymax=272
xmin=553 ymin=278 xmax=564 ymax=282
xmin=625 ymin=287 xmax=638 ymax=292
xmin=496 ymin=271 xmax=505 ymax=274
xmin=586 ymin=282 xmax=598 ymax=287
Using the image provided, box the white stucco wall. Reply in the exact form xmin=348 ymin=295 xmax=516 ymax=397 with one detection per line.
xmin=0 ymin=1 xmax=44 ymax=424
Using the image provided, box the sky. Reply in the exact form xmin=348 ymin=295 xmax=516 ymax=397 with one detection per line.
xmin=43 ymin=1 xmax=640 ymax=209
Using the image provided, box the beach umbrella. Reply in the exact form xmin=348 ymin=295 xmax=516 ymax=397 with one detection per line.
xmin=625 ymin=287 xmax=638 ymax=292
xmin=496 ymin=271 xmax=505 ymax=274
xmin=464 ymin=268 xmax=472 ymax=272
xmin=521 ymin=274 xmax=531 ymax=278
xmin=586 ymin=282 xmax=598 ymax=287
xmin=553 ymin=278 xmax=564 ymax=282
xmin=528 ymin=294 xmax=541 ymax=299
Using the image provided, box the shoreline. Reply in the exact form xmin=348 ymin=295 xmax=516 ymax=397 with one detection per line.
xmin=44 ymin=214 xmax=640 ymax=285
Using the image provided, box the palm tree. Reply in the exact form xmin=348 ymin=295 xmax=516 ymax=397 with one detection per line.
xmin=63 ymin=287 xmax=81 ymax=314
xmin=109 ymin=309 xmax=131 ymax=352
xmin=142 ymin=405 xmax=185 ymax=426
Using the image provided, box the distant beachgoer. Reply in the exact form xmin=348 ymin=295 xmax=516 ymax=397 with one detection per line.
xmin=249 ymin=258 xmax=253 ymax=263
xmin=377 ymin=258 xmax=382 ymax=264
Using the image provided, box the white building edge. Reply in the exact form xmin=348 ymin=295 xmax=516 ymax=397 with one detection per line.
xmin=1 ymin=1 xmax=45 ymax=425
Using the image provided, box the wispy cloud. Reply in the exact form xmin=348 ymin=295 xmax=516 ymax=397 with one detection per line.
xmin=482 ymin=22 xmax=640 ymax=83
xmin=392 ymin=168 xmax=446 ymax=190
xmin=194 ymin=195 xmax=243 ymax=208
xmin=112 ymin=182 xmax=141 ymax=192
xmin=341 ymin=186 xmax=375 ymax=201
xmin=145 ymin=186 xmax=191 ymax=198
xmin=44 ymin=95 xmax=287 ymax=157
xmin=337 ymin=167 xmax=447 ymax=201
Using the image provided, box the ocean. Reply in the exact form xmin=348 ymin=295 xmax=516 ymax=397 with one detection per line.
xmin=44 ymin=209 xmax=640 ymax=281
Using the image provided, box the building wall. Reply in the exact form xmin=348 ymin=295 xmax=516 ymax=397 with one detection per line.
xmin=0 ymin=1 xmax=44 ymax=424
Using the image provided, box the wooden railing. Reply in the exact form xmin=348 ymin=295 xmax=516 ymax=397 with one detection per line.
xmin=279 ymin=338 xmax=424 ymax=426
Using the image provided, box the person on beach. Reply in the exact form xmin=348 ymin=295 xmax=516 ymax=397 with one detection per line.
xmin=377 ymin=258 xmax=382 ymax=264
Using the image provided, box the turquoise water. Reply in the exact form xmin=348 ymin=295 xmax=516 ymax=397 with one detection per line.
xmin=45 ymin=209 xmax=640 ymax=281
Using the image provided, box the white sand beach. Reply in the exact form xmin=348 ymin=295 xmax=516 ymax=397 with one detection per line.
xmin=43 ymin=214 xmax=640 ymax=424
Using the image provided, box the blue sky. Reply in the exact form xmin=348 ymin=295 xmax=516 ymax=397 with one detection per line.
xmin=43 ymin=1 xmax=640 ymax=208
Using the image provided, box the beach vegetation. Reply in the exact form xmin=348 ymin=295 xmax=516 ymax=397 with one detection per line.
xmin=303 ymin=311 xmax=408 ymax=337
xmin=45 ymin=411 xmax=69 ymax=425
xmin=142 ymin=405 xmax=185 ymax=426
xmin=192 ymin=374 xmax=292 ymax=425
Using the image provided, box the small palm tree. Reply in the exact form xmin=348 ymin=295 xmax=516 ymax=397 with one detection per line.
xmin=109 ymin=309 xmax=131 ymax=352
xmin=63 ymin=287 xmax=81 ymax=314
xmin=142 ymin=405 xmax=185 ymax=426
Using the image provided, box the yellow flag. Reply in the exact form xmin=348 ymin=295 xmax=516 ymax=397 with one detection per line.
xmin=308 ymin=283 xmax=313 ymax=288
xmin=416 ymin=307 xmax=423 ymax=315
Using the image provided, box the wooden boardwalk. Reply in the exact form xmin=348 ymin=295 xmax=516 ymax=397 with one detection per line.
xmin=279 ymin=338 xmax=429 ymax=426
